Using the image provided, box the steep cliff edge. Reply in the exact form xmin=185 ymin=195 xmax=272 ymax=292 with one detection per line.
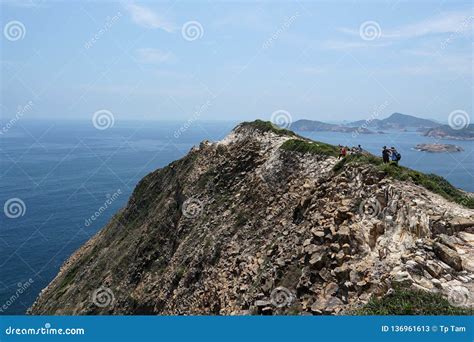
xmin=30 ymin=121 xmax=474 ymax=315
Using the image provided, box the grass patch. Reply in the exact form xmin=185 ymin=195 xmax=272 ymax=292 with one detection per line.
xmin=280 ymin=139 xmax=339 ymax=157
xmin=379 ymin=165 xmax=474 ymax=208
xmin=358 ymin=287 xmax=473 ymax=315
xmin=240 ymin=120 xmax=297 ymax=137
xmin=333 ymin=153 xmax=474 ymax=208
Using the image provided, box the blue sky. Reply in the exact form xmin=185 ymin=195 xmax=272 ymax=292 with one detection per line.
xmin=1 ymin=0 xmax=472 ymax=123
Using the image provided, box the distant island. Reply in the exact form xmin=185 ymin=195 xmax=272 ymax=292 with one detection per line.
xmin=348 ymin=112 xmax=439 ymax=130
xmin=290 ymin=119 xmax=374 ymax=134
xmin=291 ymin=113 xmax=473 ymax=140
xmin=423 ymin=124 xmax=474 ymax=141
xmin=414 ymin=143 xmax=464 ymax=153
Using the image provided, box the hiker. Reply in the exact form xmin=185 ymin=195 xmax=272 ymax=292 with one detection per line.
xmin=390 ymin=147 xmax=400 ymax=165
xmin=339 ymin=146 xmax=347 ymax=159
xmin=357 ymin=144 xmax=363 ymax=153
xmin=382 ymin=146 xmax=390 ymax=164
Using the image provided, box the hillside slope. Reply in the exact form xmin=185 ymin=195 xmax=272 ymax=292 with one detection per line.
xmin=30 ymin=121 xmax=474 ymax=315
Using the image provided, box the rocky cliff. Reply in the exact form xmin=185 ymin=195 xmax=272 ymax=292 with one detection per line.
xmin=30 ymin=121 xmax=474 ymax=315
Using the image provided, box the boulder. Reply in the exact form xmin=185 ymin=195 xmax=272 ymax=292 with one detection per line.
xmin=433 ymin=242 xmax=463 ymax=271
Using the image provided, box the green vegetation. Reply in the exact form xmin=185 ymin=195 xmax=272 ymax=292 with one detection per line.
xmin=358 ymin=287 xmax=473 ymax=315
xmin=280 ymin=139 xmax=339 ymax=157
xmin=281 ymin=135 xmax=472 ymax=208
xmin=333 ymin=153 xmax=474 ymax=208
xmin=241 ymin=120 xmax=297 ymax=137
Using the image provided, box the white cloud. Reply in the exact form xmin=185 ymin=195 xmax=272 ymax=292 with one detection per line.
xmin=395 ymin=11 xmax=473 ymax=38
xmin=135 ymin=48 xmax=174 ymax=64
xmin=321 ymin=40 xmax=391 ymax=50
xmin=3 ymin=0 xmax=45 ymax=8
xmin=124 ymin=3 xmax=174 ymax=32
xmin=340 ymin=10 xmax=473 ymax=40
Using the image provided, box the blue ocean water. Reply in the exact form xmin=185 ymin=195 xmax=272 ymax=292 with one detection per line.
xmin=0 ymin=120 xmax=472 ymax=314
xmin=0 ymin=120 xmax=236 ymax=314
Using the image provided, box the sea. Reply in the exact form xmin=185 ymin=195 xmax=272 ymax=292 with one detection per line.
xmin=0 ymin=119 xmax=472 ymax=314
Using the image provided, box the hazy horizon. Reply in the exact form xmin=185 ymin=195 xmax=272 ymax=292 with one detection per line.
xmin=0 ymin=111 xmax=454 ymax=125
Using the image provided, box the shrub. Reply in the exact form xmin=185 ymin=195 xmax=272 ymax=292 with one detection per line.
xmin=280 ymin=139 xmax=339 ymax=157
xmin=358 ymin=287 xmax=473 ymax=315
xmin=240 ymin=120 xmax=297 ymax=137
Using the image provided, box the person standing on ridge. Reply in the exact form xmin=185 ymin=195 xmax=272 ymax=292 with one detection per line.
xmin=390 ymin=146 xmax=400 ymax=165
xmin=382 ymin=146 xmax=390 ymax=164
xmin=339 ymin=146 xmax=347 ymax=159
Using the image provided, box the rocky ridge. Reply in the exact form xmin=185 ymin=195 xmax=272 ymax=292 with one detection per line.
xmin=30 ymin=121 xmax=474 ymax=315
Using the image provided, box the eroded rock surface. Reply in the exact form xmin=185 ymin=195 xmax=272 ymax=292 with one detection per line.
xmin=30 ymin=122 xmax=474 ymax=315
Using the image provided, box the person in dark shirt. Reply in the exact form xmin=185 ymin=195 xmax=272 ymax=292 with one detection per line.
xmin=382 ymin=146 xmax=390 ymax=163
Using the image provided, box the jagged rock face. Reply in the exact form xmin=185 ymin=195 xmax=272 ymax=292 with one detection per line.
xmin=30 ymin=123 xmax=474 ymax=315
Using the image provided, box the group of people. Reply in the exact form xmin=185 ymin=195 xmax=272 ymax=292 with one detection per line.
xmin=338 ymin=144 xmax=363 ymax=159
xmin=382 ymin=146 xmax=401 ymax=165
xmin=337 ymin=144 xmax=401 ymax=165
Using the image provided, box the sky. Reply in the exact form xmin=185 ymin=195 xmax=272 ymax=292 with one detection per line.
xmin=0 ymin=0 xmax=473 ymax=123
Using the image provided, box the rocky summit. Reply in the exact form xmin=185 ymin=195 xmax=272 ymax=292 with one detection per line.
xmin=30 ymin=121 xmax=474 ymax=315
